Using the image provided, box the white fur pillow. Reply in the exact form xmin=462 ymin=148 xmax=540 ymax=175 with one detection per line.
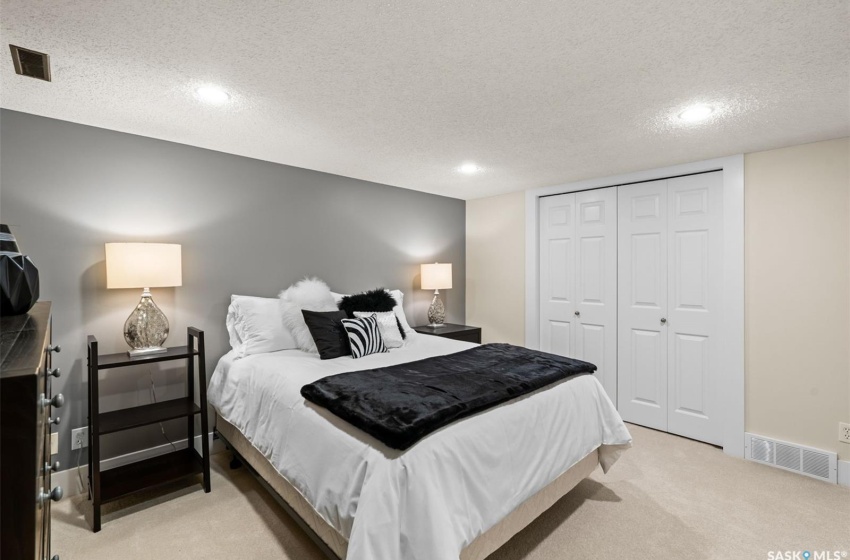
xmin=279 ymin=278 xmax=338 ymax=353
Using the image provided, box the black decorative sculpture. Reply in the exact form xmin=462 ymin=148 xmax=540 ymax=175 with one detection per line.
xmin=0 ymin=224 xmax=40 ymax=316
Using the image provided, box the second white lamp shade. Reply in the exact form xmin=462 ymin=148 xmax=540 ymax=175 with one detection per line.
xmin=421 ymin=262 xmax=452 ymax=290
xmin=105 ymin=243 xmax=183 ymax=289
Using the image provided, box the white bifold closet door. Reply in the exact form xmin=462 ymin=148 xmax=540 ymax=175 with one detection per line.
xmin=617 ymin=172 xmax=723 ymax=445
xmin=539 ymin=187 xmax=617 ymax=403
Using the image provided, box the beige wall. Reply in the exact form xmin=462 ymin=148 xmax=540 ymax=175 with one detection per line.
xmin=466 ymin=137 xmax=850 ymax=460
xmin=466 ymin=190 xmax=526 ymax=345
xmin=745 ymin=138 xmax=849 ymax=460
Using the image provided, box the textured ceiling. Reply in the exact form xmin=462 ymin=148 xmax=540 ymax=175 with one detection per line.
xmin=1 ymin=1 xmax=848 ymax=200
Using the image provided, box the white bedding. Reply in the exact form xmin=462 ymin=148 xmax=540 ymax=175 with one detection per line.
xmin=208 ymin=335 xmax=632 ymax=560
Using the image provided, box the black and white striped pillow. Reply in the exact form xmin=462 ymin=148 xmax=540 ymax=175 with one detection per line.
xmin=341 ymin=314 xmax=388 ymax=359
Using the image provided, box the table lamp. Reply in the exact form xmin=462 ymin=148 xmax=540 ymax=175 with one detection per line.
xmin=105 ymin=243 xmax=182 ymax=356
xmin=421 ymin=262 xmax=452 ymax=327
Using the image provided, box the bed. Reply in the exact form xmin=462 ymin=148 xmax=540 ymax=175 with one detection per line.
xmin=208 ymin=333 xmax=631 ymax=560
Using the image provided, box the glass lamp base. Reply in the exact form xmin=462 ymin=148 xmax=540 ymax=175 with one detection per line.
xmin=427 ymin=292 xmax=446 ymax=326
xmin=124 ymin=288 xmax=170 ymax=355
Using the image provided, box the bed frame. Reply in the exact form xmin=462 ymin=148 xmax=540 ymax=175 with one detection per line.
xmin=216 ymin=415 xmax=600 ymax=560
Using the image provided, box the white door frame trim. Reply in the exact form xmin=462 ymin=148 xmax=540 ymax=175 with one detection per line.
xmin=525 ymin=155 xmax=745 ymax=457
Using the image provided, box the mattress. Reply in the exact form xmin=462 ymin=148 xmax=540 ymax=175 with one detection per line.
xmin=208 ymin=335 xmax=632 ymax=560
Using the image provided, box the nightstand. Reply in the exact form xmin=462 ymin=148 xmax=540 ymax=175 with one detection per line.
xmin=86 ymin=327 xmax=210 ymax=532
xmin=412 ymin=324 xmax=482 ymax=344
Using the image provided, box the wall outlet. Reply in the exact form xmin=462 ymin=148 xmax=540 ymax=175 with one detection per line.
xmin=71 ymin=427 xmax=89 ymax=450
xmin=840 ymin=422 xmax=850 ymax=444
xmin=50 ymin=432 xmax=59 ymax=456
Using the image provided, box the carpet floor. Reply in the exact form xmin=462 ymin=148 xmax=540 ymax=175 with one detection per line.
xmin=53 ymin=424 xmax=850 ymax=559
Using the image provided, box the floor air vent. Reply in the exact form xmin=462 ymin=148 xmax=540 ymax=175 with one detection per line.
xmin=745 ymin=433 xmax=837 ymax=483
xmin=9 ymin=45 xmax=51 ymax=81
xmin=750 ymin=437 xmax=774 ymax=464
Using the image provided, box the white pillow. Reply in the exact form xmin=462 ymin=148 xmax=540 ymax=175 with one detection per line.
xmin=227 ymin=295 xmax=298 ymax=358
xmin=388 ymin=289 xmax=416 ymax=337
xmin=279 ymin=278 xmax=338 ymax=353
xmin=354 ymin=311 xmax=404 ymax=348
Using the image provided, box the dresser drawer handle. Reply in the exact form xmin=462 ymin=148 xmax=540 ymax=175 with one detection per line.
xmin=48 ymin=344 xmax=61 ymax=353
xmin=47 ymin=367 xmax=61 ymax=378
xmin=48 ymin=416 xmax=61 ymax=426
xmin=38 ymin=485 xmax=63 ymax=506
xmin=52 ymin=556 xmax=60 ymax=560
xmin=40 ymin=393 xmax=64 ymax=409
xmin=44 ymin=461 xmax=60 ymax=474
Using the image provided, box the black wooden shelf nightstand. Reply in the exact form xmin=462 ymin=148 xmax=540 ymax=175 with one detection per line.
xmin=412 ymin=324 xmax=482 ymax=344
xmin=86 ymin=327 xmax=210 ymax=532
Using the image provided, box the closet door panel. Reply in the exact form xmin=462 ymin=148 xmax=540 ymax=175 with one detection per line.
xmin=546 ymin=320 xmax=572 ymax=357
xmin=574 ymin=188 xmax=618 ymax=402
xmin=632 ymin=328 xmax=665 ymax=406
xmin=539 ymin=194 xmax=576 ymax=356
xmin=617 ymin=180 xmax=668 ymax=430
xmin=666 ymin=172 xmax=723 ymax=444
xmin=672 ymin=333 xmax=709 ymax=415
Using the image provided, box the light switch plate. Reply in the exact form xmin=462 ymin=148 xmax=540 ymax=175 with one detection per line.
xmin=50 ymin=432 xmax=59 ymax=456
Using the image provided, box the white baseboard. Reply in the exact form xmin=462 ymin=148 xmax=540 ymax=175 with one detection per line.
xmin=839 ymin=460 xmax=850 ymax=488
xmin=53 ymin=432 xmax=225 ymax=498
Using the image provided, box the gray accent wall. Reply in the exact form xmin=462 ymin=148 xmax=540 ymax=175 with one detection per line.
xmin=0 ymin=109 xmax=466 ymax=469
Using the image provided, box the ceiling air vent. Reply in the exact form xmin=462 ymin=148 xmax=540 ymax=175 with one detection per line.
xmin=9 ymin=45 xmax=51 ymax=81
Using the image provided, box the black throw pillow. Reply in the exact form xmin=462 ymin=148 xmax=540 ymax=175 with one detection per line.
xmin=338 ymin=288 xmax=406 ymax=340
xmin=302 ymin=310 xmax=351 ymax=360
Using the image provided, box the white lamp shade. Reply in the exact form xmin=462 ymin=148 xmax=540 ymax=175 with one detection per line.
xmin=105 ymin=243 xmax=183 ymax=289
xmin=421 ymin=262 xmax=452 ymax=290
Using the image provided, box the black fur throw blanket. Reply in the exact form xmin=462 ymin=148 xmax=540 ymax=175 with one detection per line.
xmin=301 ymin=343 xmax=596 ymax=450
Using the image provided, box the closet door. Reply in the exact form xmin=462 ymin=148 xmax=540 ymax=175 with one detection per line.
xmin=539 ymin=193 xmax=576 ymax=357
xmin=666 ymin=172 xmax=723 ymax=445
xmin=574 ymin=188 xmax=618 ymax=402
xmin=539 ymin=189 xmax=617 ymax=402
xmin=617 ymin=180 xmax=668 ymax=431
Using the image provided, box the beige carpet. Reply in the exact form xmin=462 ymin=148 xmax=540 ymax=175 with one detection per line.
xmin=53 ymin=424 xmax=850 ymax=559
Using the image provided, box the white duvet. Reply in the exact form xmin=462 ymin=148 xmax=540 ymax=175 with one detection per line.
xmin=208 ymin=335 xmax=631 ymax=560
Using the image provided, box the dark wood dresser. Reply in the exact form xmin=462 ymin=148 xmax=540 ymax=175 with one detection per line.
xmin=1 ymin=302 xmax=63 ymax=560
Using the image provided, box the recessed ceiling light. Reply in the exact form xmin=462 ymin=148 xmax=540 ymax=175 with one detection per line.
xmin=195 ymin=86 xmax=230 ymax=104
xmin=678 ymin=104 xmax=714 ymax=123
xmin=458 ymin=163 xmax=480 ymax=174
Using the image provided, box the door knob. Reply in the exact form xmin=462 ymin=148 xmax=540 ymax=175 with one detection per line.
xmin=574 ymin=311 xmax=580 ymax=317
xmin=660 ymin=317 xmax=667 ymax=324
